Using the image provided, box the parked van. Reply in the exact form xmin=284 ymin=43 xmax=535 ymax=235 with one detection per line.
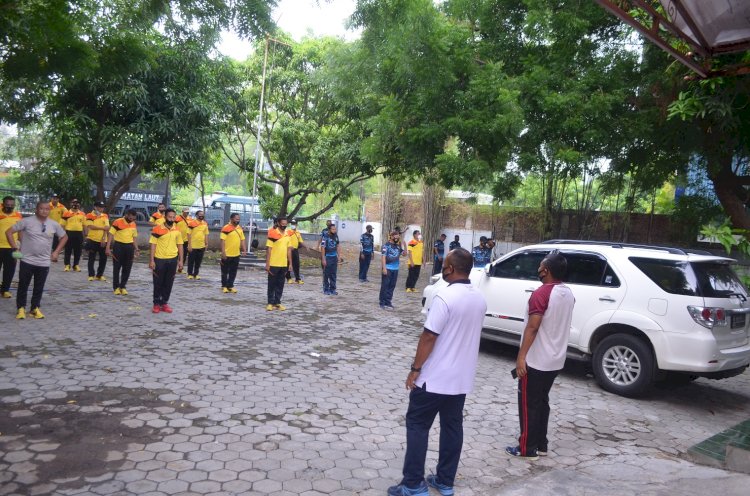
xmin=190 ymin=192 xmax=269 ymax=229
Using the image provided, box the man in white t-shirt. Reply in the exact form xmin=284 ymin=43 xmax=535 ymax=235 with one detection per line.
xmin=507 ymin=250 xmax=575 ymax=460
xmin=388 ymin=248 xmax=487 ymax=496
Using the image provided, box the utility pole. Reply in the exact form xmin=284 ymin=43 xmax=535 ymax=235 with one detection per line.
xmin=249 ymin=35 xmax=292 ymax=250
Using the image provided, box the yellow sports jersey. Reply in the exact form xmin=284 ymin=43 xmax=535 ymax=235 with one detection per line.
xmin=0 ymin=212 xmax=22 ymax=248
xmin=287 ymin=229 xmax=302 ymax=249
xmin=85 ymin=212 xmax=110 ymax=242
xmin=175 ymin=214 xmax=191 ymax=242
xmin=61 ymin=210 xmax=86 ymax=231
xmin=149 ymin=211 xmax=165 ymax=225
xmin=48 ymin=203 xmax=67 ymax=223
xmin=188 ymin=219 xmax=209 ymax=249
xmin=220 ymin=224 xmax=245 ymax=257
xmin=110 ymin=218 xmax=138 ymax=244
xmin=408 ymin=239 xmax=424 ymax=266
xmin=149 ymin=224 xmax=181 ymax=259
xmin=266 ymin=232 xmax=291 ymax=267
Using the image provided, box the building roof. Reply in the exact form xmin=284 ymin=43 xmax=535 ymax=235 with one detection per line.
xmin=596 ymin=0 xmax=750 ymax=78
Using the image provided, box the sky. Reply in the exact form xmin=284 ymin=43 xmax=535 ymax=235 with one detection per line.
xmin=218 ymin=0 xmax=359 ymax=61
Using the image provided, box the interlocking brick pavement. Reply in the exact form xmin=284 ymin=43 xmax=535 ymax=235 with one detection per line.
xmin=1 ymin=257 xmax=749 ymax=495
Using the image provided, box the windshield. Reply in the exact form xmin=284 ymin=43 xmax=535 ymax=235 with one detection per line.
xmin=629 ymin=257 xmax=747 ymax=298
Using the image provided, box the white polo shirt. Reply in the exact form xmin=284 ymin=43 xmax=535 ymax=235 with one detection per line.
xmin=417 ymin=280 xmax=487 ymax=395
xmin=524 ymin=282 xmax=575 ymax=371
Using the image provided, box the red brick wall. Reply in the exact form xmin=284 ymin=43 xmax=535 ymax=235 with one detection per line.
xmin=365 ymin=198 xmax=676 ymax=245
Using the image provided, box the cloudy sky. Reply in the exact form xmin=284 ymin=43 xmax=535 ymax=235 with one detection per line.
xmin=218 ymin=0 xmax=360 ymax=60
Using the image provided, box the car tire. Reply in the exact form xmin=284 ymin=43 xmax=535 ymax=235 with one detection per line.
xmin=592 ymin=333 xmax=654 ymax=397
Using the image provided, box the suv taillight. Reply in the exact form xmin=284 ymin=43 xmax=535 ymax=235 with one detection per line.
xmin=688 ymin=306 xmax=728 ymax=329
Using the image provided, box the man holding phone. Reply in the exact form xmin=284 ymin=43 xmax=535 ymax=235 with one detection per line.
xmin=388 ymin=248 xmax=486 ymax=496
xmin=507 ymin=250 xmax=575 ymax=460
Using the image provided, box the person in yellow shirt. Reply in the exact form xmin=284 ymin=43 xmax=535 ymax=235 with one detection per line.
xmin=0 ymin=196 xmax=23 ymax=298
xmin=84 ymin=201 xmax=110 ymax=281
xmin=149 ymin=202 xmax=167 ymax=226
xmin=405 ymin=230 xmax=424 ymax=293
xmin=187 ymin=210 xmax=209 ymax=280
xmin=149 ymin=209 xmax=183 ymax=313
xmin=106 ymin=209 xmax=139 ymax=295
xmin=265 ymin=217 xmax=293 ymax=311
xmin=285 ymin=219 xmax=305 ymax=284
xmin=48 ymin=193 xmax=67 ymax=250
xmin=175 ymin=207 xmax=191 ymax=273
xmin=61 ymin=198 xmax=86 ymax=271
xmin=220 ymin=213 xmax=246 ymax=293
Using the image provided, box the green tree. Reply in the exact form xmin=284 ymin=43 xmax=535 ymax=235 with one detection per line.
xmin=24 ymin=36 xmax=245 ymax=211
xmin=1 ymin=0 xmax=276 ymax=123
xmin=227 ymin=36 xmax=375 ymax=221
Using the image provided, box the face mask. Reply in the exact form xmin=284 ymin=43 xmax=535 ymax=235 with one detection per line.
xmin=232 ymin=220 xmax=239 ymax=226
xmin=2 ymin=206 xmax=12 ymax=213
xmin=279 ymin=225 xmax=287 ymax=230
xmin=417 ymin=235 xmax=423 ymax=241
xmin=538 ymin=269 xmax=546 ymax=282
xmin=197 ymin=216 xmax=204 ymax=220
xmin=165 ymin=220 xmax=174 ymax=227
xmin=441 ymin=267 xmax=452 ymax=279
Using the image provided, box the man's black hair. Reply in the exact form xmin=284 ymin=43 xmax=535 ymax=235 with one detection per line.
xmin=164 ymin=208 xmax=176 ymax=216
xmin=2 ymin=196 xmax=14 ymax=203
xmin=542 ymin=250 xmax=567 ymax=280
xmin=230 ymin=212 xmax=240 ymax=220
xmin=126 ymin=209 xmax=137 ymax=216
xmin=447 ymin=248 xmax=473 ymax=275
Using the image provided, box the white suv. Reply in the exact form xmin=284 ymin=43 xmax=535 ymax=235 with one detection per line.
xmin=421 ymin=240 xmax=750 ymax=397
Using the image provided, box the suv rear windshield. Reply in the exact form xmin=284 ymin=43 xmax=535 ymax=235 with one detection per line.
xmin=629 ymin=257 xmax=747 ymax=298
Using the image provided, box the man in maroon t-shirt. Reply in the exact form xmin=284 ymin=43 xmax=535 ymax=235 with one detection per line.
xmin=507 ymin=250 xmax=575 ymax=460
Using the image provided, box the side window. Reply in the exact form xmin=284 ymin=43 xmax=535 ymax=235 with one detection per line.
xmin=602 ymin=264 xmax=621 ymax=287
xmin=490 ymin=252 xmax=548 ymax=280
xmin=629 ymin=257 xmax=698 ymax=296
xmin=564 ymin=254 xmax=609 ymax=286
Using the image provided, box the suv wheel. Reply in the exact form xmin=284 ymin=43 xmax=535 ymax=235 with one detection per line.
xmin=593 ymin=333 xmax=654 ymax=397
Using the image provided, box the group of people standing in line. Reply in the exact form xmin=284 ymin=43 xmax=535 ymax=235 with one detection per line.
xmin=352 ymin=225 xmax=502 ymax=310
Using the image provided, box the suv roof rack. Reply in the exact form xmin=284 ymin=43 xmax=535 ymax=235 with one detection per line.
xmin=541 ymin=239 xmax=713 ymax=256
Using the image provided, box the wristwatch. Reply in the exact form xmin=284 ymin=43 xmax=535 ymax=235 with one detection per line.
xmin=410 ymin=363 xmax=421 ymax=373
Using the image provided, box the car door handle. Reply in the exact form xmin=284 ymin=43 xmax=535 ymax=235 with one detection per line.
xmin=599 ymin=296 xmax=616 ymax=302
xmin=525 ymin=288 xmax=535 ymax=293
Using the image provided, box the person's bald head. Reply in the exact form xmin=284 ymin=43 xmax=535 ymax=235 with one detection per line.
xmin=443 ymin=248 xmax=473 ymax=281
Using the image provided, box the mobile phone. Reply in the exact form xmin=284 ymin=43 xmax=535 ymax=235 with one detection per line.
xmin=510 ymin=368 xmax=518 ymax=379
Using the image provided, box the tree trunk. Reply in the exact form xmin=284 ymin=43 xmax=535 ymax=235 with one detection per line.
xmin=711 ymin=164 xmax=750 ymax=231
xmin=422 ymin=179 xmax=445 ymax=265
xmin=542 ymin=170 xmax=555 ymax=240
xmin=104 ymin=163 xmax=144 ymax=214
xmin=381 ymin=177 xmax=402 ymax=244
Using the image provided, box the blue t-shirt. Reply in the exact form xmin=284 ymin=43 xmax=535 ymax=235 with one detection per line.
xmin=321 ymin=234 xmax=339 ymax=257
xmin=449 ymin=240 xmax=461 ymax=250
xmin=360 ymin=233 xmax=374 ymax=253
xmin=434 ymin=239 xmax=445 ymax=258
xmin=472 ymin=245 xmax=492 ymax=267
xmin=382 ymin=242 xmax=403 ymax=270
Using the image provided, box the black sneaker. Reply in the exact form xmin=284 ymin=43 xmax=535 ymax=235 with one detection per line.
xmin=505 ymin=446 xmax=538 ymax=461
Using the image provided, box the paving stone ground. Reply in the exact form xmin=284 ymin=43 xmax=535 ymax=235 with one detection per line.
xmin=1 ymin=254 xmax=749 ymax=495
